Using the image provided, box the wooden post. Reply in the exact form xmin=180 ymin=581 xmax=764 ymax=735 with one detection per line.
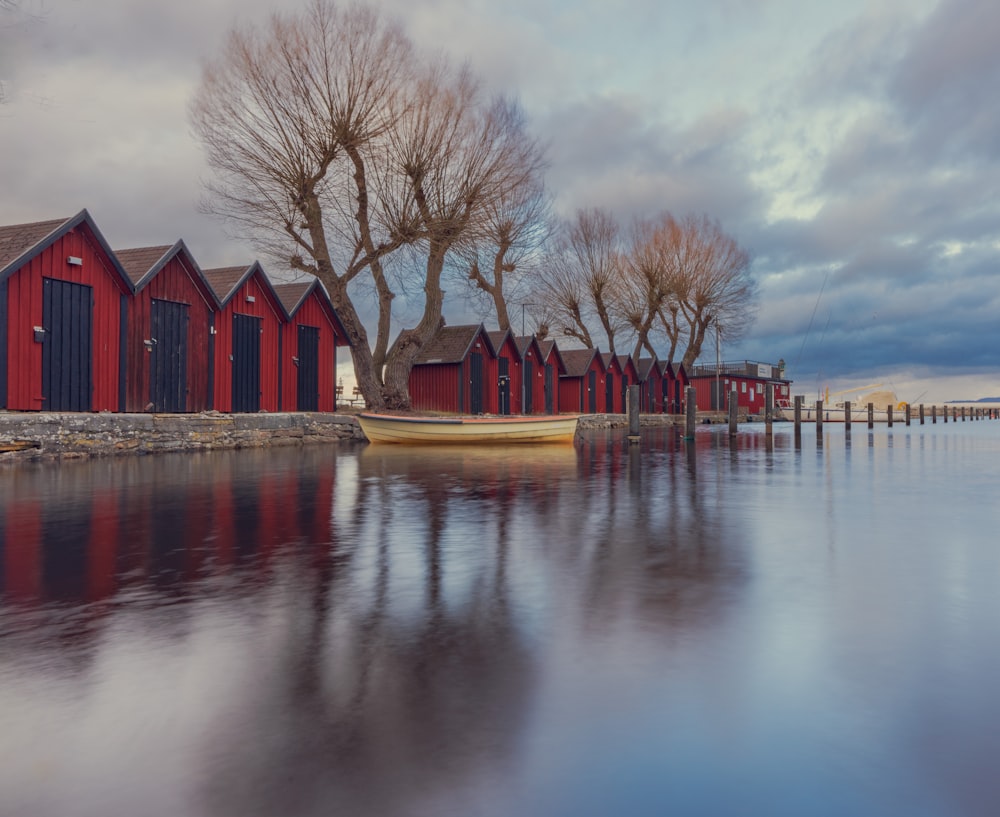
xmin=887 ymin=403 xmax=894 ymax=427
xmin=627 ymin=384 xmax=640 ymax=444
xmin=816 ymin=399 xmax=823 ymax=435
xmin=944 ymin=405 xmax=949 ymax=423
xmin=931 ymin=405 xmax=936 ymax=423
xmin=765 ymin=383 xmax=774 ymax=437
xmin=868 ymin=402 xmax=874 ymax=429
xmin=962 ymin=406 xmax=966 ymax=422
xmin=685 ymin=386 xmax=697 ymax=440
xmin=793 ymin=395 xmax=802 ymax=436
xmin=905 ymin=403 xmax=910 ymax=426
xmin=844 ymin=400 xmax=852 ymax=431
xmin=728 ymin=386 xmax=738 ymax=436
xmin=919 ymin=404 xmax=925 ymax=425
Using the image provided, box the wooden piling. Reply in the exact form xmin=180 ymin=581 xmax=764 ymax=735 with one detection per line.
xmin=765 ymin=383 xmax=774 ymax=437
xmin=627 ymin=384 xmax=640 ymax=444
xmin=868 ymin=402 xmax=874 ymax=429
xmin=728 ymin=387 xmax=738 ymax=436
xmin=888 ymin=404 xmax=894 ymax=427
xmin=844 ymin=400 xmax=852 ymax=431
xmin=931 ymin=405 xmax=936 ymax=423
xmin=816 ymin=399 xmax=823 ymax=436
xmin=685 ymin=386 xmax=697 ymax=440
xmin=919 ymin=404 xmax=925 ymax=425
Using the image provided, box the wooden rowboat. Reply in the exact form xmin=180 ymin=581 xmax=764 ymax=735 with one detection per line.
xmin=357 ymin=412 xmax=579 ymax=444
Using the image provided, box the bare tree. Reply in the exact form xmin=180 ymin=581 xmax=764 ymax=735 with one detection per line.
xmin=380 ymin=76 xmax=541 ymax=405
xmin=532 ymin=208 xmax=626 ymax=353
xmin=459 ymin=102 xmax=550 ymax=332
xmin=191 ymin=1 xmax=539 ymax=410
xmin=668 ymin=214 xmax=757 ymax=368
xmin=617 ymin=214 xmax=679 ymax=360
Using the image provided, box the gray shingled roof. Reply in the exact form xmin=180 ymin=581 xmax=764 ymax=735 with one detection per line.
xmin=272 ymin=281 xmax=311 ymax=315
xmin=115 ymin=245 xmax=172 ymax=286
xmin=202 ymin=265 xmax=249 ymax=301
xmin=560 ymin=348 xmax=599 ymax=377
xmin=414 ymin=324 xmax=487 ymax=364
xmin=0 ymin=216 xmax=71 ymax=274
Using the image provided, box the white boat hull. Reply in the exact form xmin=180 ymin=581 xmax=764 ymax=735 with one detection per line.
xmin=357 ymin=413 xmax=579 ymax=444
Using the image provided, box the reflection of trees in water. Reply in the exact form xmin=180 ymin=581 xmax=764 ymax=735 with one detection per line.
xmin=199 ymin=445 xmax=562 ymax=817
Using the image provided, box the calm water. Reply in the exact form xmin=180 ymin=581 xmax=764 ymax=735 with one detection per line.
xmin=2 ymin=422 xmax=1000 ymax=817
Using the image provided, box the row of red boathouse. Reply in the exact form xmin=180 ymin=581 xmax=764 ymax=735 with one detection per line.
xmin=0 ymin=210 xmax=791 ymax=416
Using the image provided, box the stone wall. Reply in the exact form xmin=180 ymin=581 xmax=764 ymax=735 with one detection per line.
xmin=0 ymin=411 xmax=366 ymax=464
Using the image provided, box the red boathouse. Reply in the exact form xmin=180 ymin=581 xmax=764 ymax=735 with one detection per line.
xmin=0 ymin=210 xmax=133 ymax=412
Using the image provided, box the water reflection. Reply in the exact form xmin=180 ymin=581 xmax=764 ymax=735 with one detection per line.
xmin=2 ymin=424 xmax=1000 ymax=816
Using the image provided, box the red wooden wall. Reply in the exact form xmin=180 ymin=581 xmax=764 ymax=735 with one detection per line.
xmin=126 ymin=252 xmax=216 ymax=412
xmin=280 ymin=290 xmax=340 ymax=413
xmin=212 ymin=274 xmax=284 ymax=413
xmin=3 ymin=225 xmax=129 ymax=411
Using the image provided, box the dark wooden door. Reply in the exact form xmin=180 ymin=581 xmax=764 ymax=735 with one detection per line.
xmin=497 ymin=356 xmax=511 ymax=415
xmin=296 ymin=325 xmax=320 ymax=411
xmin=605 ymin=373 xmax=614 ymax=413
xmin=469 ymin=352 xmax=484 ymax=414
xmin=150 ymin=299 xmax=189 ymax=413
xmin=42 ymin=278 xmax=93 ymax=411
xmin=587 ymin=370 xmax=597 ymax=413
xmin=523 ymin=359 xmax=533 ymax=414
xmin=545 ymin=364 xmax=554 ymax=414
xmin=232 ymin=313 xmax=261 ymax=413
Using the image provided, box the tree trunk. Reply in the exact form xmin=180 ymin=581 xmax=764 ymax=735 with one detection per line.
xmin=382 ymin=241 xmax=448 ymax=409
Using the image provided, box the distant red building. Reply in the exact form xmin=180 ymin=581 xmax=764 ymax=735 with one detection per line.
xmin=409 ymin=324 xmax=497 ymax=414
xmin=0 ymin=210 xmax=133 ymax=411
xmin=661 ymin=361 xmax=690 ymax=414
xmin=601 ymin=353 xmax=624 ymax=413
xmin=560 ymin=348 xmax=606 ymax=414
xmin=487 ymin=329 xmax=522 ymax=415
xmin=688 ymin=360 xmax=791 ymax=413
xmin=115 ymin=240 xmax=219 ymax=412
xmin=637 ymin=356 xmax=662 ymax=413
xmin=273 ymin=278 xmax=348 ymax=412
xmin=203 ymin=262 xmax=287 ymax=413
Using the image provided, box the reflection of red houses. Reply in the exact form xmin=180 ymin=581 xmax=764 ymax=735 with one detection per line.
xmin=203 ymin=263 xmax=286 ymax=413
xmin=0 ymin=210 xmax=133 ymax=411
xmin=273 ymin=279 xmax=348 ymax=413
xmin=560 ymin=348 xmax=606 ymax=414
xmin=115 ymin=240 xmax=219 ymax=412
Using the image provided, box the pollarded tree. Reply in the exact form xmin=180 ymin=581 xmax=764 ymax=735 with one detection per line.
xmin=532 ymin=208 xmax=627 ymax=354
xmin=667 ymin=213 xmax=757 ymax=368
xmin=458 ymin=102 xmax=551 ymax=332
xmin=191 ymin=0 xmax=540 ymax=410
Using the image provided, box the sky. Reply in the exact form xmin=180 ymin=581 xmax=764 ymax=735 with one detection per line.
xmin=2 ymin=0 xmax=999 ymax=402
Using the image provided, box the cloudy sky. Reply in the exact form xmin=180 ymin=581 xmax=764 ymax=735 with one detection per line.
xmin=2 ymin=0 xmax=998 ymax=401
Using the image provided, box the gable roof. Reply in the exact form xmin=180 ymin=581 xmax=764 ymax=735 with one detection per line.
xmin=0 ymin=209 xmax=133 ymax=291
xmin=414 ymin=323 xmax=494 ymax=364
xmin=115 ymin=239 xmax=220 ymax=308
xmin=272 ymin=278 xmax=351 ymax=344
xmin=637 ymin=356 xmax=660 ymax=380
xmin=487 ymin=328 xmax=519 ymax=360
xmin=601 ymin=352 xmax=623 ymax=374
xmin=202 ymin=260 xmax=288 ymax=318
xmin=616 ymin=354 xmax=640 ymax=378
xmin=560 ymin=347 xmax=604 ymax=378
xmin=537 ymin=338 xmax=567 ymax=374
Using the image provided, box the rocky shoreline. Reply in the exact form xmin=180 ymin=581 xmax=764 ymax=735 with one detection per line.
xmin=0 ymin=410 xmax=732 ymax=465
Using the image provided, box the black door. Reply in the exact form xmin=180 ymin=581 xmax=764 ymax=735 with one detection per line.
xmin=469 ymin=352 xmax=484 ymax=414
xmin=523 ymin=359 xmax=533 ymax=414
xmin=497 ymin=356 xmax=511 ymax=415
xmin=605 ymin=373 xmax=614 ymax=413
xmin=42 ymin=278 xmax=93 ymax=411
xmin=150 ymin=299 xmax=189 ymax=412
xmin=296 ymin=325 xmax=320 ymax=411
xmin=232 ymin=313 xmax=261 ymax=413
xmin=587 ymin=370 xmax=597 ymax=413
xmin=544 ymin=364 xmax=554 ymax=414
xmin=621 ymin=375 xmax=629 ymax=414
